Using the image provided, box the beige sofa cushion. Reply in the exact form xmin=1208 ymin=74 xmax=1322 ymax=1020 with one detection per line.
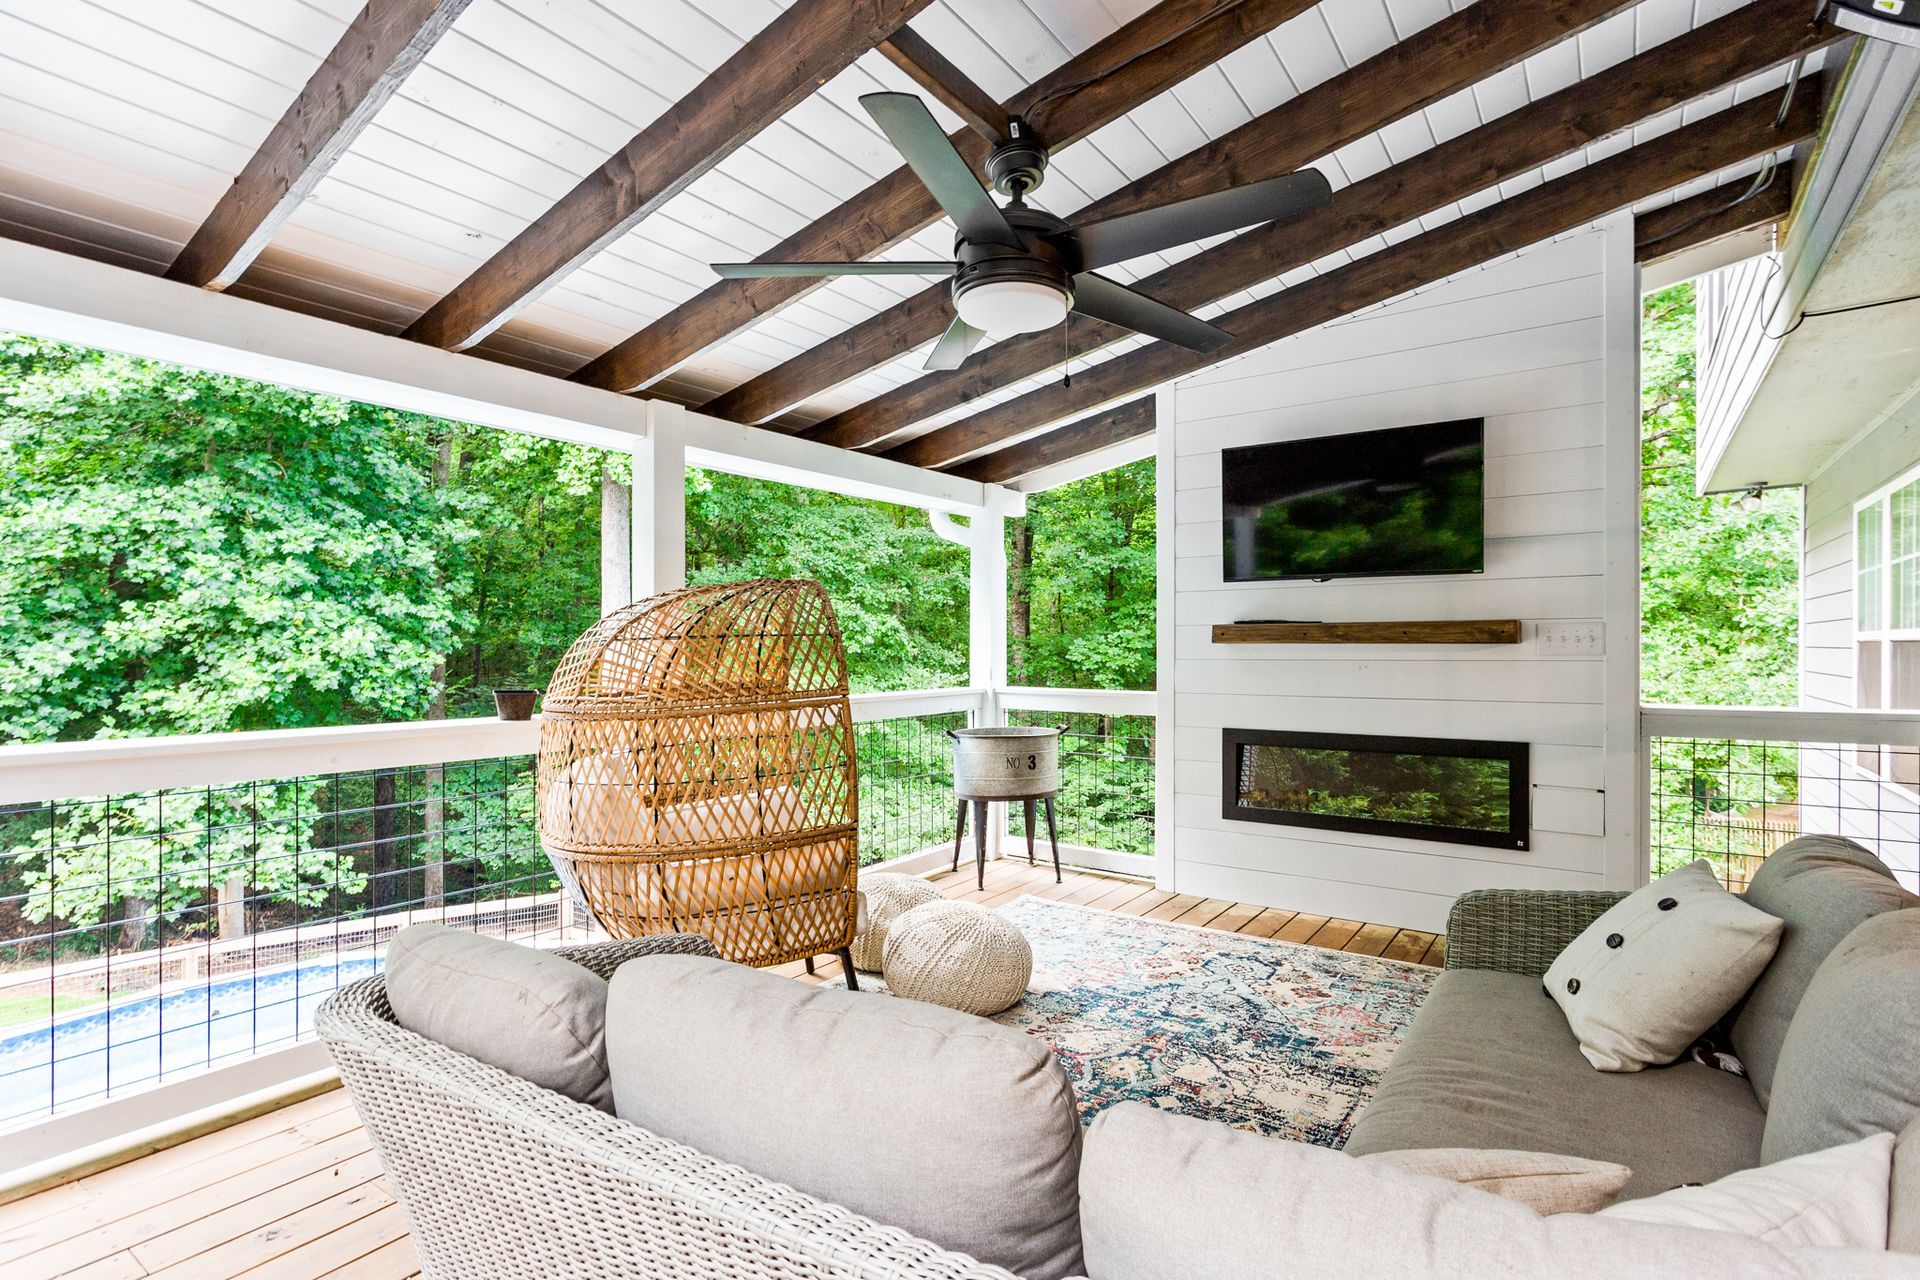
xmin=1729 ymin=837 xmax=1916 ymax=1108
xmin=1545 ymin=860 xmax=1783 ymax=1072
xmin=1358 ymin=1147 xmax=1630 ymax=1213
xmin=1345 ymin=969 xmax=1765 ymax=1200
xmin=1079 ymin=1103 xmax=1914 ymax=1280
xmin=383 ymin=925 xmax=613 ymax=1111
xmin=605 ymin=953 xmax=1084 ymax=1280
xmin=1765 ymin=909 xmax=1920 ymax=1164
xmin=1598 ymin=1132 xmax=1893 ymax=1249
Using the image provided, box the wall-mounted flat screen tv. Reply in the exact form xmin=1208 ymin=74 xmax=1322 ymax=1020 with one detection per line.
xmin=1221 ymin=417 xmax=1485 ymax=582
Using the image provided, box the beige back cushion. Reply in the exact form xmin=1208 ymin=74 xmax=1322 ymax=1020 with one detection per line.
xmin=1765 ymin=909 xmax=1920 ymax=1164
xmin=1078 ymin=1103 xmax=1916 ymax=1279
xmin=1729 ymin=836 xmax=1915 ymax=1108
xmin=605 ymin=954 xmax=1084 ymax=1280
xmin=383 ymin=925 xmax=613 ymax=1111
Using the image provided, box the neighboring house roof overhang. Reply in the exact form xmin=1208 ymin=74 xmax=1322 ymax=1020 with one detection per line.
xmin=1696 ymin=38 xmax=1920 ymax=495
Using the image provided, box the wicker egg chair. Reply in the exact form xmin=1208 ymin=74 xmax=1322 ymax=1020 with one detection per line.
xmin=537 ymin=579 xmax=861 ymax=986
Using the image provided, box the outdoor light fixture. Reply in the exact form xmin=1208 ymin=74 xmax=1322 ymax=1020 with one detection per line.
xmin=953 ymin=279 xmax=1072 ymax=335
xmin=1739 ymin=485 xmax=1767 ymax=512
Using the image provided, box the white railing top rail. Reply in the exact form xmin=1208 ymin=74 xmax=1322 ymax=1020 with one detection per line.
xmin=998 ymin=685 xmax=1156 ymax=714
xmin=848 ymin=687 xmax=983 ymax=722
xmin=1641 ymin=704 xmax=1920 ymax=747
xmin=0 ymin=686 xmax=1153 ymax=805
xmin=0 ymin=716 xmax=541 ymax=807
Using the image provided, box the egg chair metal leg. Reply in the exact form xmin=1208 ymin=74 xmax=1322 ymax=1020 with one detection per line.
xmin=804 ymin=956 xmax=815 ymax=974
xmin=839 ymin=948 xmax=859 ymax=991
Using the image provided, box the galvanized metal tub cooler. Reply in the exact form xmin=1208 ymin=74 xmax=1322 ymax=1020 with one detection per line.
xmin=947 ymin=726 xmax=1063 ymax=889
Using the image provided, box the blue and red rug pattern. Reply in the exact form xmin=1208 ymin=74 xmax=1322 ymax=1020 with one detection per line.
xmin=988 ymin=896 xmax=1437 ymax=1146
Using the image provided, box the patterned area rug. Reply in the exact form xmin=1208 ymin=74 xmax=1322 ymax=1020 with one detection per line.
xmin=977 ymin=896 xmax=1436 ymax=1146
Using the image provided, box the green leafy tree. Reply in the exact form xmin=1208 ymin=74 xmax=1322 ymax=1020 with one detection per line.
xmin=1640 ymin=285 xmax=1800 ymax=707
xmin=0 ymin=335 xmax=474 ymax=741
xmin=684 ymin=468 xmax=969 ymax=691
xmin=1006 ymin=458 xmax=1156 ymax=691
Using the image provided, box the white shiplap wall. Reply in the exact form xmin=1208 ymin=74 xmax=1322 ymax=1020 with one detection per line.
xmin=1158 ymin=225 xmax=1640 ymax=931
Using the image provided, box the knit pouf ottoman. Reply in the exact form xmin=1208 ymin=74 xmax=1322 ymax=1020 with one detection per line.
xmin=849 ymin=872 xmax=942 ymax=972
xmin=882 ymin=899 xmax=1032 ymax=1015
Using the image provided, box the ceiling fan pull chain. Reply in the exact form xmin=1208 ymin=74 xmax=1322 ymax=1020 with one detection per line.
xmin=1062 ymin=316 xmax=1071 ymax=389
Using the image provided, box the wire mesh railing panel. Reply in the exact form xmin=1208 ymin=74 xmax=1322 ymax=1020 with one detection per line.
xmin=854 ymin=712 xmax=970 ymax=866
xmin=1649 ymin=736 xmax=1920 ymax=892
xmin=1003 ymin=710 xmax=1156 ymax=856
xmin=0 ymin=754 xmax=566 ymax=1129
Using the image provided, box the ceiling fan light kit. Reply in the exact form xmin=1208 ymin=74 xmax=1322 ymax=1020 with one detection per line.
xmin=710 ymin=89 xmax=1332 ymax=372
xmin=955 ymin=278 xmax=1070 ymax=334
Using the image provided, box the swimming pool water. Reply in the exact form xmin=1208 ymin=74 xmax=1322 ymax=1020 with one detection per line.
xmin=0 ymin=954 xmax=386 ymax=1125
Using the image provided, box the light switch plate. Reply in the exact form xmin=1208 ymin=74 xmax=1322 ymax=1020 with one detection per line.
xmin=1537 ymin=620 xmax=1605 ymax=656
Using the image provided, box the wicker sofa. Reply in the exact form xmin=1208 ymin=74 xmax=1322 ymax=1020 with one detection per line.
xmin=319 ymin=839 xmax=1920 ymax=1278
xmin=316 ymin=933 xmax=1023 ymax=1280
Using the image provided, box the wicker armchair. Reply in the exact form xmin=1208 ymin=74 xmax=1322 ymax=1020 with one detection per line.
xmin=317 ymin=936 xmax=1025 ymax=1280
xmin=1444 ymin=888 xmax=1631 ymax=977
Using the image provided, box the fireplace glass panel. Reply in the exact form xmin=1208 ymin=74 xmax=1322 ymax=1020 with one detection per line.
xmin=1224 ymin=729 xmax=1529 ymax=850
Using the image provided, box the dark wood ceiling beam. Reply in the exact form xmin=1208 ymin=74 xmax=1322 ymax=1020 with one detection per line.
xmin=569 ymin=0 xmax=1322 ymax=396
xmin=878 ymin=26 xmax=1007 ymax=142
xmin=1634 ymin=168 xmax=1795 ymax=264
xmin=950 ymin=396 xmax=1155 ymax=483
xmin=165 ymin=0 xmax=472 ymax=290
xmin=810 ymin=0 xmax=1836 ymax=451
xmin=882 ymin=85 xmax=1820 ymax=471
xmin=401 ymin=0 xmax=932 ymax=352
xmin=721 ymin=0 xmax=1639 ymax=431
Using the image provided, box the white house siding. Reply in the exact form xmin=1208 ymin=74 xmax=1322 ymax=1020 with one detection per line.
xmin=1157 ymin=226 xmax=1641 ymax=933
xmin=1797 ymin=392 xmax=1920 ymax=888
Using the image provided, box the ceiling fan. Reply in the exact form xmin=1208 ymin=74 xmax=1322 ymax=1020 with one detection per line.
xmin=711 ymin=92 xmax=1331 ymax=372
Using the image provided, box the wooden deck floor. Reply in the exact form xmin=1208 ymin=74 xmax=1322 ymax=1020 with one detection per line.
xmin=0 ymin=860 xmax=1442 ymax=1278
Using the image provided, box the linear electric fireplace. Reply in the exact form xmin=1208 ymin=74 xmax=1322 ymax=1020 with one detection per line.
xmin=1223 ymin=729 xmax=1530 ymax=850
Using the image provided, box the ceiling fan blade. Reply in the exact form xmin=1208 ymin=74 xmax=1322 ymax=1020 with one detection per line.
xmin=711 ymin=260 xmax=953 ymax=278
xmin=860 ymin=92 xmax=1022 ymax=250
xmin=1069 ymin=170 xmax=1333 ymax=271
xmin=924 ymin=315 xmax=985 ymax=371
xmin=1071 ymin=273 xmax=1232 ymax=353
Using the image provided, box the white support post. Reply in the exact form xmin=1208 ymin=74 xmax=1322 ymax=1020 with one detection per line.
xmin=1152 ymin=384 xmax=1178 ymax=891
xmin=970 ymin=499 xmax=1009 ymax=859
xmin=1600 ymin=212 xmax=1646 ymax=892
xmin=633 ymin=401 xmax=687 ymax=598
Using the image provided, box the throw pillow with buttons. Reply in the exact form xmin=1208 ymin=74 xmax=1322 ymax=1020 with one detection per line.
xmin=1544 ymin=860 xmax=1785 ymax=1072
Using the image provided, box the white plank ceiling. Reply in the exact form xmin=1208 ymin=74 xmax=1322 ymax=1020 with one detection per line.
xmin=0 ymin=0 xmax=1829 ymax=447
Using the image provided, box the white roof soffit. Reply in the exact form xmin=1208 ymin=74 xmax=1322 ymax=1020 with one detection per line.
xmin=1700 ymin=37 xmax=1920 ymax=493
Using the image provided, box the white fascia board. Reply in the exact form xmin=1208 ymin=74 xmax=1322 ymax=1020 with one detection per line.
xmin=1638 ymin=225 xmax=1777 ymax=295
xmin=681 ymin=405 xmax=1020 ymax=515
xmin=0 ymin=238 xmax=649 ymax=450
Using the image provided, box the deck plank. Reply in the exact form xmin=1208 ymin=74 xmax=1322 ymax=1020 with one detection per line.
xmin=5 ymin=860 xmax=1440 ymax=1279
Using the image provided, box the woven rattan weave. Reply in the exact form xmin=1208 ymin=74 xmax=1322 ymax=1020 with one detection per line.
xmin=537 ymin=579 xmax=860 ymax=970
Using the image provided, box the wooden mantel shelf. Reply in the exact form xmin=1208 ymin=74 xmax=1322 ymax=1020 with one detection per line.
xmin=1212 ymin=619 xmax=1522 ymax=645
